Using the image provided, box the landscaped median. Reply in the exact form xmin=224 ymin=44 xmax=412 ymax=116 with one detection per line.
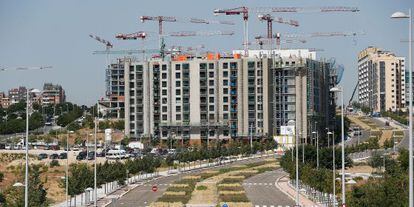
xmin=150 ymin=159 xmax=278 ymax=206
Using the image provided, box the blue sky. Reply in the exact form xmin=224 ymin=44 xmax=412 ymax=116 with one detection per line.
xmin=0 ymin=0 xmax=412 ymax=105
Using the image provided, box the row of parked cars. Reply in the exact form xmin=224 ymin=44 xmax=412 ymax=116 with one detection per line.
xmin=38 ymin=152 xmax=67 ymax=160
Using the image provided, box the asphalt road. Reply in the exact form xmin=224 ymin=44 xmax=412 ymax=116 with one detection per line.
xmin=115 ymin=156 xmax=274 ymax=207
xmin=244 ymin=170 xmax=295 ymax=207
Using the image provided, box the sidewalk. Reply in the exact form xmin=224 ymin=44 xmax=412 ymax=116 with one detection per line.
xmin=275 ymin=174 xmax=319 ymax=207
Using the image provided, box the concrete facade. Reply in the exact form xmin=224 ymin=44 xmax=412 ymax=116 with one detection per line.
xmin=106 ymin=51 xmax=335 ymax=144
xmin=358 ymin=47 xmax=406 ymax=112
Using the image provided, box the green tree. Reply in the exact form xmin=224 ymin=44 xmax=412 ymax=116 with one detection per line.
xmin=3 ymin=165 xmax=48 ymax=207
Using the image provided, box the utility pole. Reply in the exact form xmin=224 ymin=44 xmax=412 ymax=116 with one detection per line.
xmin=25 ymin=90 xmax=29 ymax=207
xmin=94 ymin=102 xmax=98 ymax=207
xmin=250 ymin=123 xmax=253 ymax=152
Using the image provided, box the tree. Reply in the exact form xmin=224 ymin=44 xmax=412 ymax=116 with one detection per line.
xmin=3 ymin=165 xmax=48 ymax=207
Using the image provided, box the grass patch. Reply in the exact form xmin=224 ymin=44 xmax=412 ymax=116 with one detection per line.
xmin=218 ymin=193 xmax=249 ymax=202
xmin=256 ymin=166 xmax=276 ymax=173
xmin=196 ymin=185 xmax=207 ymax=191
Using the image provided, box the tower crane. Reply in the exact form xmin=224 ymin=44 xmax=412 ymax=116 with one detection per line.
xmin=0 ymin=66 xmax=52 ymax=72
xmin=116 ymin=31 xmax=148 ymax=60
xmin=166 ymin=31 xmax=234 ymax=37
xmin=89 ymin=34 xmax=115 ymax=97
xmin=213 ymin=6 xmax=359 ymax=56
xmin=140 ymin=16 xmax=235 ymax=58
xmin=258 ymin=14 xmax=299 ymax=39
xmin=253 ymin=31 xmax=364 ymax=49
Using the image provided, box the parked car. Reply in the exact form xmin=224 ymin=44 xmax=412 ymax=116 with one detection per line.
xmin=38 ymin=153 xmax=48 ymax=160
xmin=49 ymin=153 xmax=59 ymax=159
xmin=87 ymin=151 xmax=95 ymax=160
xmin=76 ymin=151 xmax=87 ymax=160
xmin=59 ymin=152 xmax=67 ymax=159
xmin=106 ymin=149 xmax=129 ymax=159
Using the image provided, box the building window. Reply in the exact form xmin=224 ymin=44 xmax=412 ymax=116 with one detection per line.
xmin=257 ymin=70 xmax=263 ymax=76
xmin=200 ymin=63 xmax=207 ymax=70
xmin=176 ymin=106 xmax=181 ymax=112
xmin=209 ymin=88 xmax=214 ymax=94
xmin=209 ymin=80 xmax=215 ymax=86
xmin=162 ymin=90 xmax=167 ymax=95
xmin=176 ymin=73 xmax=181 ymax=79
xmin=223 ymin=88 xmax=228 ymax=94
xmin=223 ymin=105 xmax=228 ymax=111
xmin=223 ymin=97 xmax=228 ymax=103
xmin=162 ymin=65 xmax=167 ymax=71
xmin=209 ymin=105 xmax=215 ymax=111
xmin=248 ymin=61 xmax=255 ymax=68
xmin=209 ymin=63 xmax=214 ymax=69
xmin=209 ymin=97 xmax=214 ymax=103
xmin=176 ymin=81 xmax=181 ymax=87
xmin=162 ymin=115 xmax=167 ymax=121
xmin=175 ymin=64 xmax=181 ymax=70
xmin=176 ymin=114 xmax=181 ymax=120
xmin=223 ymin=71 xmax=228 ymax=77
xmin=162 ymin=106 xmax=167 ymax=112
xmin=162 ymin=73 xmax=167 ymax=79
xmin=176 ymin=89 xmax=181 ymax=95
xmin=209 ymin=114 xmax=215 ymax=120
xmin=162 ymin=81 xmax=167 ymax=87
xmin=223 ymin=62 xmax=229 ymax=69
xmin=223 ymin=80 xmax=228 ymax=86
xmin=209 ymin=72 xmax=214 ymax=78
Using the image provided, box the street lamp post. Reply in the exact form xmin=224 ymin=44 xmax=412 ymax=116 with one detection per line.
xmin=391 ymin=10 xmax=412 ymax=207
xmin=288 ymin=119 xmax=299 ymax=206
xmin=330 ymin=86 xmax=345 ymax=206
xmin=312 ymin=131 xmax=319 ymax=169
xmin=24 ymin=90 xmax=29 ymax=207
xmin=328 ymin=131 xmax=336 ymax=206
xmin=94 ymin=102 xmax=98 ymax=207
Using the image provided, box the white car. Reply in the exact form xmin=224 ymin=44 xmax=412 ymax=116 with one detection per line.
xmin=106 ymin=149 xmax=129 ymax=159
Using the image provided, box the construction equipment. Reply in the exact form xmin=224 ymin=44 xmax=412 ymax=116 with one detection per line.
xmin=89 ymin=34 xmax=113 ymax=50
xmin=115 ymin=31 xmax=147 ymax=40
xmin=257 ymin=31 xmax=365 ymax=49
xmin=214 ymin=6 xmax=359 ymax=56
xmin=258 ymin=14 xmax=299 ymax=39
xmin=92 ymin=49 xmax=160 ymax=55
xmin=140 ymin=16 xmax=234 ymax=58
xmin=116 ymin=32 xmax=148 ymax=60
xmin=166 ymin=31 xmax=234 ymax=37
xmin=0 ymin=66 xmax=52 ymax=72
xmin=89 ymin=34 xmax=114 ymax=96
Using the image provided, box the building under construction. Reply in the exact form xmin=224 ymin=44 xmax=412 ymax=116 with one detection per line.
xmin=103 ymin=49 xmax=337 ymax=145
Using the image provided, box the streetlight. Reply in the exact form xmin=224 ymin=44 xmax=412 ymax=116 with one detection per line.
xmin=288 ymin=119 xmax=299 ymax=206
xmin=330 ymin=86 xmax=345 ymax=206
xmin=65 ymin=130 xmax=74 ymax=207
xmin=312 ymin=131 xmax=319 ymax=169
xmin=0 ymin=66 xmax=52 ymax=207
xmin=328 ymin=131 xmax=336 ymax=206
xmin=391 ymin=9 xmax=412 ymax=207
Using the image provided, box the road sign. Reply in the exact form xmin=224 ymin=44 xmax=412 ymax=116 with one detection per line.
xmin=222 ymin=203 xmax=228 ymax=207
xmin=152 ymin=185 xmax=158 ymax=192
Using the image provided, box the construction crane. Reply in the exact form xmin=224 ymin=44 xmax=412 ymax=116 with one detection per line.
xmin=89 ymin=34 xmax=116 ymax=97
xmin=166 ymin=31 xmax=234 ymax=37
xmin=116 ymin=31 xmax=148 ymax=60
xmin=254 ymin=35 xmax=307 ymax=49
xmin=92 ymin=49 xmax=160 ymax=55
xmin=0 ymin=66 xmax=52 ymax=72
xmin=213 ymin=6 xmax=359 ymax=56
xmin=115 ymin=31 xmax=147 ymax=40
xmin=258 ymin=14 xmax=299 ymax=39
xmin=140 ymin=16 xmax=234 ymax=58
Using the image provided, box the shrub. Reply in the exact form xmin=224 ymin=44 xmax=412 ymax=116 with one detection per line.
xmin=50 ymin=160 xmax=60 ymax=168
xmin=196 ymin=185 xmax=207 ymax=191
xmin=219 ymin=193 xmax=249 ymax=202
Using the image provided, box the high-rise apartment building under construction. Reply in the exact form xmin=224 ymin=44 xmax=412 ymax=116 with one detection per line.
xmin=103 ymin=49 xmax=337 ymax=145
